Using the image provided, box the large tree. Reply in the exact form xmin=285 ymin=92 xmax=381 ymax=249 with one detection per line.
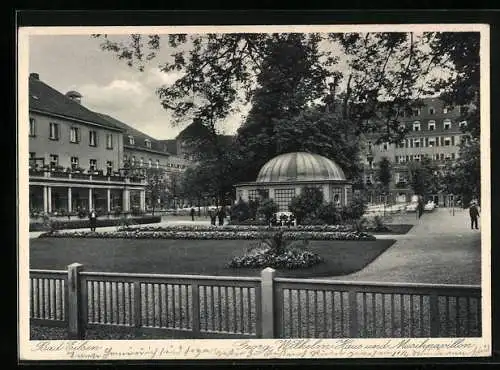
xmin=407 ymin=157 xmax=440 ymax=198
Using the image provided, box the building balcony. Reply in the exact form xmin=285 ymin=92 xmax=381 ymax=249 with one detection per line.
xmin=28 ymin=167 xmax=145 ymax=185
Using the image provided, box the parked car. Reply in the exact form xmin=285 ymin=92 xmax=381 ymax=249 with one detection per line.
xmin=406 ymin=202 xmax=418 ymax=212
xmin=424 ymin=200 xmax=436 ymax=212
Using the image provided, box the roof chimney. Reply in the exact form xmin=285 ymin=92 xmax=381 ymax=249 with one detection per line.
xmin=30 ymin=73 xmax=39 ymax=80
xmin=66 ymin=90 xmax=83 ymax=104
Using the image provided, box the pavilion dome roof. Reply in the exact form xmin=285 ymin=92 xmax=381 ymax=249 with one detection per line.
xmin=256 ymin=152 xmax=347 ymax=183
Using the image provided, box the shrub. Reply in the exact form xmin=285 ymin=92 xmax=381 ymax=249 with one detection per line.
xmin=77 ymin=209 xmax=88 ymax=219
xmin=317 ymin=202 xmax=341 ymax=225
xmin=30 ymin=215 xmax=161 ymax=232
xmin=230 ymin=199 xmax=251 ymax=222
xmin=289 ymin=187 xmax=324 ymax=224
xmin=301 ymin=216 xmax=327 ymax=226
xmin=257 ymin=199 xmax=279 ymax=224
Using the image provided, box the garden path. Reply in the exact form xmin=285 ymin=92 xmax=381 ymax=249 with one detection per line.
xmin=328 ymin=207 xmax=483 ymax=285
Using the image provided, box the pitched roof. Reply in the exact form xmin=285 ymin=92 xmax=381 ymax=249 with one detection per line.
xmin=158 ymin=139 xmax=179 ymax=155
xmin=96 ymin=113 xmax=171 ymax=154
xmin=29 ymin=75 xmax=122 ymax=131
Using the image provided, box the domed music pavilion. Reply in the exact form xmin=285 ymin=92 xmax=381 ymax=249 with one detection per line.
xmin=235 ymin=152 xmax=353 ymax=212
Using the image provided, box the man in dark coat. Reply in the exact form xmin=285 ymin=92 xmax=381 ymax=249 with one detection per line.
xmin=89 ymin=209 xmax=97 ymax=232
xmin=209 ymin=209 xmax=216 ymax=226
xmin=190 ymin=207 xmax=195 ymax=221
xmin=217 ymin=207 xmax=226 ymax=226
xmin=469 ymin=201 xmax=480 ymax=230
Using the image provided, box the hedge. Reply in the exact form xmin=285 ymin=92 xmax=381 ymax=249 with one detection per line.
xmin=30 ymin=216 xmax=161 ymax=232
xmin=119 ymin=224 xmax=355 ymax=233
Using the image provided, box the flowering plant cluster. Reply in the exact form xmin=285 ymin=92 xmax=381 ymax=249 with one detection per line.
xmin=120 ymin=224 xmax=355 ymax=233
xmin=40 ymin=229 xmax=375 ymax=241
xmin=228 ymin=239 xmax=323 ymax=269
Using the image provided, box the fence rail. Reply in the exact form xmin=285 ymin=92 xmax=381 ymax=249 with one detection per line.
xmin=29 ymin=265 xmax=481 ymax=339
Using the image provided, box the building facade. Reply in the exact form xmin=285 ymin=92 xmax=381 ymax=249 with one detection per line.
xmin=28 ymin=73 xmax=147 ymax=215
xmin=361 ymin=97 xmax=471 ymax=205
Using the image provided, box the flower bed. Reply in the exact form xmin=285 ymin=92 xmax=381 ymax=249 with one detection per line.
xmin=39 ymin=229 xmax=375 ymax=241
xmin=227 ymin=240 xmax=323 ymax=269
xmin=119 ymin=224 xmax=355 ymax=233
xmin=30 ymin=216 xmax=161 ymax=232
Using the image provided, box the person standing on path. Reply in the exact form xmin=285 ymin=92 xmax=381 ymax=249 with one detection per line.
xmin=190 ymin=207 xmax=195 ymax=221
xmin=217 ymin=207 xmax=226 ymax=226
xmin=89 ymin=209 xmax=97 ymax=232
xmin=209 ymin=209 xmax=217 ymax=226
xmin=469 ymin=201 xmax=480 ymax=230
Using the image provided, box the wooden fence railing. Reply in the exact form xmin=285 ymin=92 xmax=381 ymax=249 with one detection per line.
xmin=29 ymin=266 xmax=482 ymax=339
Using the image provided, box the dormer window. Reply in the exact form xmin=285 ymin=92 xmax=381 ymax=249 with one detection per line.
xmin=145 ymin=139 xmax=152 ymax=149
xmin=428 ymin=107 xmax=435 ymax=115
xmin=128 ymin=136 xmax=135 ymax=145
xmin=459 ymin=121 xmax=467 ymax=128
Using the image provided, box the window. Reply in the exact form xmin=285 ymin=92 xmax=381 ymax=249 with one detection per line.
xmin=451 ymin=136 xmax=455 ymax=146
xmin=382 ymin=142 xmax=388 ymax=151
xmin=412 ymin=108 xmax=420 ymax=116
xmin=106 ymin=134 xmax=113 ymax=149
xmin=70 ymin=156 xmax=79 ymax=169
xmin=443 ymin=107 xmax=448 ymax=114
xmin=440 ymin=153 xmax=445 ymax=161
xmin=248 ymin=189 xmax=260 ymax=201
xmin=274 ymin=188 xmax=296 ymax=211
xmin=459 ymin=121 xmax=467 ymax=128
xmin=428 ymin=138 xmax=435 ymax=147
xmin=70 ymin=127 xmax=80 ymax=143
xmin=29 ymin=118 xmax=36 ymax=137
xmin=106 ymin=161 xmax=113 ymax=175
xmin=414 ymin=138 xmax=420 ymax=148
xmin=443 ymin=119 xmax=451 ymax=130
xmin=399 ymin=155 xmax=406 ymax=163
xmin=398 ymin=140 xmax=405 ymax=148
xmin=156 ymin=159 xmax=160 ymax=169
xmin=145 ymin=139 xmax=152 ymax=149
xmin=140 ymin=158 xmax=144 ymax=167
xmin=89 ymin=130 xmax=98 ymax=146
xmin=131 ymin=156 xmax=136 ymax=166
xmin=414 ymin=154 xmax=421 ymax=162
xmin=428 ymin=107 xmax=435 ymax=115
xmin=89 ymin=159 xmax=97 ymax=171
xmin=413 ymin=121 xmax=421 ymax=131
xmin=428 ymin=120 xmax=436 ymax=131
xmin=49 ymin=122 xmax=59 ymax=140
xmin=128 ymin=136 xmax=135 ymax=145
xmin=444 ymin=137 xmax=451 ymax=146
xmin=49 ymin=154 xmax=59 ymax=168
xmin=332 ymin=187 xmax=343 ymax=204
xmin=451 ymin=153 xmax=456 ymax=160
xmin=148 ymin=159 xmax=152 ymax=168
xmin=435 ymin=136 xmax=440 ymax=147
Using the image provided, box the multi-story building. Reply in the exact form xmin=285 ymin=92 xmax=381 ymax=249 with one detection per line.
xmin=361 ymin=97 xmax=471 ymax=206
xmin=96 ymin=114 xmax=191 ymax=208
xmin=28 ymin=73 xmax=147 ymax=215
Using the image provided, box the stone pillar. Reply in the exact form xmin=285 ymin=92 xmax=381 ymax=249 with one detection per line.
xmin=107 ymin=188 xmax=111 ymax=212
xmin=43 ymin=186 xmax=48 ymax=213
xmin=123 ymin=188 xmax=130 ymax=212
xmin=88 ymin=188 xmax=93 ymax=210
xmin=140 ymin=189 xmax=146 ymax=212
xmin=67 ymin=187 xmax=72 ymax=213
xmin=47 ymin=186 xmax=52 ymax=213
xmin=323 ymin=184 xmax=331 ymax=202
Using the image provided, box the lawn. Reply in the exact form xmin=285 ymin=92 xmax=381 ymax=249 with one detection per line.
xmin=29 ymin=237 xmax=396 ymax=278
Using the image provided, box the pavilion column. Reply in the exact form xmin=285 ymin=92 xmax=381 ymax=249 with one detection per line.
xmin=47 ymin=186 xmax=52 ymax=213
xmin=107 ymin=188 xmax=111 ymax=212
xmin=88 ymin=188 xmax=93 ymax=210
xmin=67 ymin=187 xmax=72 ymax=213
xmin=43 ymin=186 xmax=48 ymax=213
xmin=140 ymin=189 xmax=146 ymax=212
xmin=123 ymin=188 xmax=130 ymax=212
xmin=323 ymin=184 xmax=331 ymax=202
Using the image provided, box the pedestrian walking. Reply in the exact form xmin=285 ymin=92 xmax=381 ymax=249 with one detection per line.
xmin=209 ymin=209 xmax=217 ymax=226
xmin=89 ymin=209 xmax=97 ymax=232
xmin=217 ymin=207 xmax=226 ymax=226
xmin=190 ymin=207 xmax=195 ymax=221
xmin=417 ymin=196 xmax=424 ymax=219
xmin=469 ymin=200 xmax=480 ymax=230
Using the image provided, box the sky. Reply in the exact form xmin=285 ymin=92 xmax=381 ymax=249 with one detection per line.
xmin=28 ymin=32 xmax=450 ymax=140
xmin=29 ymin=34 xmax=248 ymax=140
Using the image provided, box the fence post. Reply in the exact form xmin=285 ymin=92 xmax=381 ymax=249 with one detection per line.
xmin=260 ymin=267 xmax=276 ymax=338
xmin=430 ymin=292 xmax=440 ymax=337
xmin=191 ymin=283 xmax=200 ymax=336
xmin=348 ymin=289 xmax=359 ymax=338
xmin=67 ymin=263 xmax=84 ymax=339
